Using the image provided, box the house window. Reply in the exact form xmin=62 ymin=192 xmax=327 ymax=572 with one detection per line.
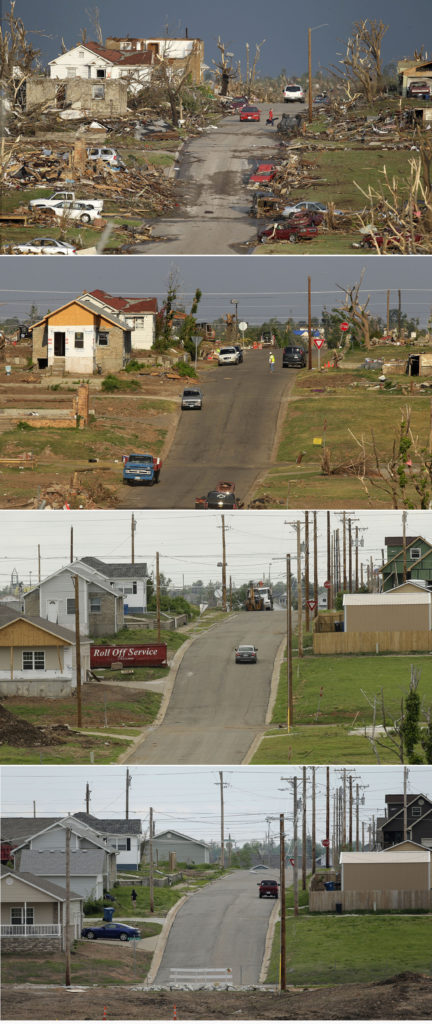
xmin=66 ymin=598 xmax=76 ymax=614
xmin=22 ymin=651 xmax=45 ymax=670
xmin=411 ymin=806 xmax=421 ymax=816
xmin=410 ymin=547 xmax=421 ymax=560
xmin=66 ymin=68 xmax=76 ymax=78
xmin=11 ymin=907 xmax=34 ymax=925
xmin=134 ymin=318 xmax=144 ymax=327
xmin=90 ymin=596 xmax=101 ymax=613
xmin=92 ymin=84 xmax=105 ymax=99
xmin=132 ymin=582 xmax=137 ymax=594
xmin=98 ymin=332 xmax=109 ymax=346
xmin=117 ymin=840 xmax=127 ymax=850
xmin=74 ymin=332 xmax=84 ymax=349
xmin=96 ymin=68 xmax=106 ymax=79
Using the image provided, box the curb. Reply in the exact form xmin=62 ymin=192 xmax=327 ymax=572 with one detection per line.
xmin=259 ymin=898 xmax=280 ymax=984
xmin=241 ymin=633 xmax=286 ymax=765
xmin=118 ymin=614 xmax=238 ymax=764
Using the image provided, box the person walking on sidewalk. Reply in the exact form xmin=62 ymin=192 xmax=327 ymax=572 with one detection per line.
xmin=131 ymin=889 xmax=137 ymax=910
xmin=269 ymin=352 xmax=276 ymax=371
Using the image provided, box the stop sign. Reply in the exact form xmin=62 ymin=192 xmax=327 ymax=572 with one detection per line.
xmin=322 ymin=839 xmax=330 ymax=848
xmin=340 ymin=322 xmax=349 ymax=332
xmin=324 ymin=580 xmax=331 ymax=589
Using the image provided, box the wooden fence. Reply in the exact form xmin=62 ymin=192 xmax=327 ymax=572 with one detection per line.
xmin=309 ymin=889 xmax=431 ymax=912
xmin=313 ymin=630 xmax=432 ymax=655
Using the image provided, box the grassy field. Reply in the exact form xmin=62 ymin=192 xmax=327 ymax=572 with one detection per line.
xmin=251 ymin=725 xmax=390 ymax=765
xmin=2 ymin=941 xmax=152 ymax=986
xmin=0 ymin=736 xmax=131 ymax=765
xmin=266 ymin=916 xmax=432 ymax=986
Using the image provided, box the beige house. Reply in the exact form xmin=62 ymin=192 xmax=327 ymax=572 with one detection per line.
xmin=105 ymin=35 xmax=204 ymax=84
xmin=81 ymin=289 xmax=158 ymax=351
xmin=340 ymin=847 xmax=431 ymax=893
xmin=0 ymin=605 xmax=89 ymax=698
xmin=1 ymin=867 xmax=83 ymax=953
xmin=343 ymin=592 xmax=432 ymax=633
xmin=31 ymin=297 xmax=131 ymax=375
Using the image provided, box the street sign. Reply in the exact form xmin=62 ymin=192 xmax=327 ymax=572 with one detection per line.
xmin=322 ymin=839 xmax=330 ymax=848
xmin=340 ymin=322 xmax=349 ymax=332
xmin=238 ymin=321 xmax=248 ymax=332
xmin=289 ymin=858 xmax=295 ymax=866
xmin=307 ymin=599 xmax=317 ymax=611
xmin=314 ymin=337 xmax=324 ymax=349
xmin=324 ymin=580 xmax=331 ymax=589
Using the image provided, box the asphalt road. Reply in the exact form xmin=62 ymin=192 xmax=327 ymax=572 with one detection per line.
xmin=118 ymin=348 xmax=296 ymax=509
xmin=127 ymin=609 xmax=285 ymax=764
xmin=154 ymin=868 xmax=284 ymax=986
xmin=134 ymin=101 xmax=303 ymax=255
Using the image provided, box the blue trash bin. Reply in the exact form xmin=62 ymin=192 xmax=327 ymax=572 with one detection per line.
xmin=103 ymin=906 xmax=114 ymax=922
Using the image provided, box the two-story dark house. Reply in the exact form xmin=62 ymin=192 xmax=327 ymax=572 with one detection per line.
xmin=380 ymin=536 xmax=432 ymax=591
xmin=378 ymin=794 xmax=432 ymax=848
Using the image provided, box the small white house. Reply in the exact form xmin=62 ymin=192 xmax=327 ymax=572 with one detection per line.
xmin=1 ymin=867 xmax=83 ymax=952
xmin=79 ymin=557 xmax=149 ymax=614
xmin=74 ymin=813 xmax=143 ymax=869
xmin=82 ymin=290 xmax=158 ymax=351
xmin=48 ymin=40 xmax=153 ymax=92
xmin=24 ymin=563 xmax=124 ymax=638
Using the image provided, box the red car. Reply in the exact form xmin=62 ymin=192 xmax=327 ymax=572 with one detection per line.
xmin=259 ymin=221 xmax=318 ymax=243
xmin=249 ymin=163 xmax=276 ymax=184
xmin=361 ymin=232 xmax=423 ymax=252
xmin=258 ymin=879 xmax=279 ymax=898
xmin=240 ymin=105 xmax=261 ymax=122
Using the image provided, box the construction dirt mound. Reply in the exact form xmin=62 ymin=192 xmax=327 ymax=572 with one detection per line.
xmin=0 ymin=703 xmax=76 ymax=747
xmin=3 ymin=971 xmax=432 ymax=1019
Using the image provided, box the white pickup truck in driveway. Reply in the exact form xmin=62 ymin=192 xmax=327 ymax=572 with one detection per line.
xmin=29 ymin=191 xmax=104 ymax=213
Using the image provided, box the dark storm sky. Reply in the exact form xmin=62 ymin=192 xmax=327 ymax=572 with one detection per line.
xmin=11 ymin=0 xmax=432 ymax=77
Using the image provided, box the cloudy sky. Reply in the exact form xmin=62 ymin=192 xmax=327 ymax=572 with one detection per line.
xmin=1 ymin=255 xmax=432 ymax=328
xmin=2 ymin=764 xmax=431 ymax=845
xmin=13 ymin=0 xmax=430 ymax=79
xmin=0 ymin=509 xmax=431 ymax=590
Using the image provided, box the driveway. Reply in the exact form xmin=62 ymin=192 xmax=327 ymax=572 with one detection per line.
xmin=134 ymin=101 xmax=302 ymax=255
xmin=154 ymin=869 xmax=282 ymax=986
xmin=126 ymin=609 xmax=285 ymax=764
xmin=118 ymin=348 xmax=297 ymax=509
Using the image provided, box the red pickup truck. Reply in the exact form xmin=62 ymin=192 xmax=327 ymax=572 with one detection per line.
xmin=258 ymin=879 xmax=279 ymax=898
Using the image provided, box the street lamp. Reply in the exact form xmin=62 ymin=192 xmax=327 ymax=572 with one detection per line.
xmin=192 ymin=334 xmax=201 ymax=372
xmin=308 ymin=23 xmax=328 ymax=122
xmin=230 ymin=298 xmax=238 ymax=341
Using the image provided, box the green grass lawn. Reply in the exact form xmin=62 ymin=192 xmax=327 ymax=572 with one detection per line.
xmin=0 ymin=736 xmax=130 ymax=765
xmin=2 ymin=941 xmax=152 ymax=986
xmin=251 ymin=724 xmax=399 ymax=765
xmin=266 ymin=916 xmax=432 ymax=986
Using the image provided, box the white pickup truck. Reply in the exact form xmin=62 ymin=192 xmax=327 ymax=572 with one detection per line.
xmin=29 ymin=191 xmax=104 ymax=213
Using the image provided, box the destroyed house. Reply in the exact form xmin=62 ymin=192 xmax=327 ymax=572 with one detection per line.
xmin=31 ymin=297 xmax=131 ymax=375
xmin=104 ymin=36 xmax=204 ymax=84
xmin=379 ymin=536 xmax=432 ymax=590
xmin=397 ymin=57 xmax=432 ymax=96
xmin=49 ymin=41 xmax=153 ymax=92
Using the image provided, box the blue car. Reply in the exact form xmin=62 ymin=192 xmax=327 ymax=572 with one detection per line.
xmin=81 ymin=922 xmax=140 ymax=941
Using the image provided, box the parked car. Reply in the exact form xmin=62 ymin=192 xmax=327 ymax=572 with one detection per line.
xmin=48 ymin=200 xmax=100 ymax=223
xmin=258 ymin=221 xmax=318 ymax=243
xmin=181 ymin=387 xmax=203 ymax=410
xmin=218 ymin=346 xmax=240 ymax=365
xmin=281 ymin=201 xmax=340 ymax=219
xmin=358 ymin=231 xmax=423 ymax=252
xmin=234 ymin=345 xmax=244 ymax=363
xmin=283 ymin=83 xmax=305 ymax=103
xmin=81 ymin=922 xmax=140 ymax=941
xmin=282 ymin=346 xmax=306 ymax=368
xmin=240 ymin=105 xmax=261 ymax=122
xmin=258 ymin=879 xmax=279 ymax=898
xmin=407 ymin=80 xmax=431 ymax=99
xmin=29 ymin=191 xmax=104 ymax=213
xmin=11 ymin=237 xmax=77 ymax=255
xmin=87 ymin=146 xmax=124 ymax=168
xmin=195 ymin=490 xmax=239 ymax=509
xmin=227 ymin=96 xmax=248 ymax=111
xmin=249 ymin=163 xmax=277 ymax=184
xmin=235 ymin=644 xmax=258 ymax=664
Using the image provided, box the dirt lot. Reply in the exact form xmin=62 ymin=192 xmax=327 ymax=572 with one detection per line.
xmin=3 ymin=972 xmax=432 ymax=1019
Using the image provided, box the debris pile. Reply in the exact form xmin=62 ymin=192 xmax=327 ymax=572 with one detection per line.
xmin=0 ymin=702 xmax=76 ymax=748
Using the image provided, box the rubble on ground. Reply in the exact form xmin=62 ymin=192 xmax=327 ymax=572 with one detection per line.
xmin=0 ymin=702 xmax=76 ymax=747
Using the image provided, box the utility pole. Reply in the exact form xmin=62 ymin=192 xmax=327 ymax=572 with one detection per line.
xmin=356 ymin=784 xmax=360 ymax=852
xmin=348 ymin=518 xmax=352 ymax=593
xmin=33 ymin=800 xmax=36 ymax=818
xmin=398 ymin=288 xmax=402 ymax=338
xmin=286 ymin=554 xmax=293 ymax=729
xmin=85 ymin=783 xmax=91 ymax=814
xmin=65 ymin=827 xmax=71 ymax=987
xmin=342 ymin=769 xmax=347 ymax=847
xmin=37 ymin=544 xmax=41 ymax=583
xmin=131 ymin=513 xmax=136 ymax=565
xmin=304 ymin=512 xmax=310 ymax=632
xmin=311 ymin=766 xmax=316 ymax=875
xmin=386 ymin=289 xmax=390 ymax=334
xmin=218 ymin=771 xmax=225 ymax=868
xmin=327 ymin=510 xmax=331 ymax=609
xmin=296 ymin=521 xmax=303 ymax=658
xmin=293 ymin=776 xmax=299 ymax=917
xmin=229 ymin=575 xmax=232 ymax=611
xmin=403 ymin=766 xmax=408 ymax=840
xmin=221 ymin=515 xmax=227 ymax=612
xmin=307 ymin=28 xmax=313 ymax=122
xmin=326 ymin=766 xmax=330 ymax=868
xmin=355 ymin=527 xmax=359 ymax=591
xmin=302 ymin=766 xmax=307 ymax=890
xmin=342 ymin=512 xmax=347 ymax=592
xmin=280 ymin=814 xmax=286 ymax=991
xmin=307 ymin=276 xmax=312 ymax=369
xmin=156 ymin=552 xmax=161 ymax=642
xmin=70 ymin=526 xmax=73 ymax=564
xmin=73 ymin=576 xmax=82 ymax=728
xmin=149 ymin=807 xmax=154 ymax=913
xmin=402 ymin=511 xmax=407 ymax=583
xmin=361 ymin=562 xmax=364 ymax=589
xmin=348 ymin=775 xmax=353 ymax=850
xmin=126 ymin=768 xmax=132 ymax=820
xmin=313 ymin=511 xmax=318 ymax=606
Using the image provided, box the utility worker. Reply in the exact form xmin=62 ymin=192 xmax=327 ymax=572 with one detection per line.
xmin=269 ymin=352 xmax=276 ymax=371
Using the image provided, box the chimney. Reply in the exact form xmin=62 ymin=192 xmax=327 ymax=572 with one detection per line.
xmin=185 ymin=27 xmax=188 ymax=38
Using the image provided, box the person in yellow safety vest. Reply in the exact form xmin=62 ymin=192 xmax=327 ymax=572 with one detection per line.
xmin=269 ymin=352 xmax=276 ymax=371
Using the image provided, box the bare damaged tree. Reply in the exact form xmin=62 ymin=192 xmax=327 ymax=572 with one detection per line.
xmin=361 ymin=665 xmax=423 ymax=765
xmin=212 ymin=37 xmax=237 ymax=96
xmin=244 ymin=40 xmax=265 ymax=98
xmin=84 ymin=7 xmax=103 ymax=46
xmin=354 ymin=158 xmax=432 ymax=255
xmin=0 ymin=0 xmax=41 ymax=107
xmin=152 ymin=48 xmax=195 ymax=126
xmin=329 ymin=19 xmax=388 ymax=104
xmin=336 ymin=268 xmax=373 ymax=349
